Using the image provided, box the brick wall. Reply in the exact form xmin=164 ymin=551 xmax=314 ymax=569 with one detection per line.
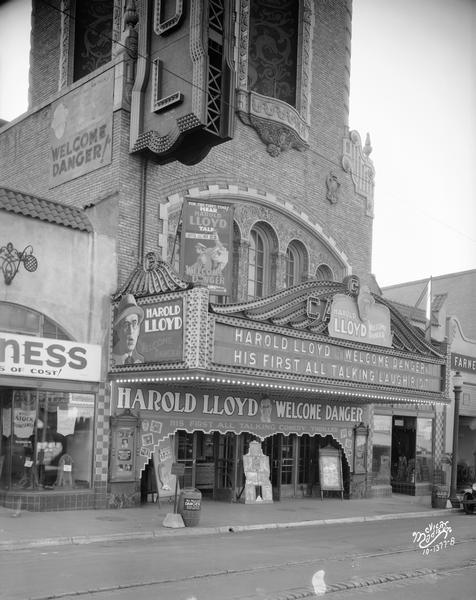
xmin=30 ymin=0 xmax=62 ymax=109
xmin=2 ymin=0 xmax=373 ymax=290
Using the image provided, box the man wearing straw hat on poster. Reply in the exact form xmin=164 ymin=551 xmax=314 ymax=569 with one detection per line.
xmin=111 ymin=294 xmax=145 ymax=366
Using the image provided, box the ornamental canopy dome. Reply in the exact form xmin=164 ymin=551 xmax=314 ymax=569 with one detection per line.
xmin=113 ymin=252 xmax=191 ymax=300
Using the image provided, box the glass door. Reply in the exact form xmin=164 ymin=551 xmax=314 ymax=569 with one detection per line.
xmin=215 ymin=432 xmax=236 ymax=501
xmin=263 ymin=434 xmax=283 ymax=500
xmin=176 ymin=430 xmax=195 ymax=488
xmin=280 ymin=435 xmax=295 ymax=498
xmin=175 ymin=431 xmax=217 ymax=494
xmin=391 ymin=415 xmax=416 ymax=494
xmin=298 ymin=434 xmax=318 ymax=496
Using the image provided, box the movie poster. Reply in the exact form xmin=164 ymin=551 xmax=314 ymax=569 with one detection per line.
xmin=180 ymin=200 xmax=234 ymax=296
xmin=111 ymin=297 xmax=184 ymax=367
xmin=152 ymin=436 xmax=177 ymax=501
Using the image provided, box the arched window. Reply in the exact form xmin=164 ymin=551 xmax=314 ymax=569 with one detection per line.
xmin=0 ymin=302 xmax=71 ymax=339
xmin=248 ymin=0 xmax=299 ymax=107
xmin=236 ymin=0 xmax=314 ymax=154
xmin=248 ymin=224 xmax=275 ymax=299
xmin=315 ymin=264 xmax=334 ymax=282
xmin=73 ymin=0 xmax=114 ymax=82
xmin=285 ymin=240 xmax=307 ymax=287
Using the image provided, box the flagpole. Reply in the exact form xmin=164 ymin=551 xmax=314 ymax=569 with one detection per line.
xmin=171 ymin=200 xmax=186 ymax=269
xmin=425 ymin=275 xmax=433 ymax=341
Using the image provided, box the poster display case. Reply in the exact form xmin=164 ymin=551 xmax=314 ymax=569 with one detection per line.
xmin=318 ymin=444 xmax=343 ymax=500
xmin=110 ymin=411 xmax=139 ymax=482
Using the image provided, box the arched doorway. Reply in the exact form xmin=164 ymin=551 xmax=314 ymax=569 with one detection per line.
xmin=262 ymin=433 xmax=350 ymax=500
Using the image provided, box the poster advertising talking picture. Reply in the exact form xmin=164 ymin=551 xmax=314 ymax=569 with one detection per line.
xmin=180 ymin=200 xmax=234 ymax=296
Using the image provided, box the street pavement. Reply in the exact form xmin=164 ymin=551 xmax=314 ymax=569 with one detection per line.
xmin=0 ymin=493 xmax=461 ymax=551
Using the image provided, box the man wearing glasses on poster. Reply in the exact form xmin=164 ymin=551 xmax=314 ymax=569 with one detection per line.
xmin=111 ymin=294 xmax=145 ymax=366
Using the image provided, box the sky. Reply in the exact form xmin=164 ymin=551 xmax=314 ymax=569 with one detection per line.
xmin=0 ymin=0 xmax=475 ymax=288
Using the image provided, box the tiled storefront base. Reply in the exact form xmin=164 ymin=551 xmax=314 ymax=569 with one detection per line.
xmin=391 ymin=482 xmax=432 ymax=496
xmin=369 ymin=484 xmax=393 ymax=497
xmin=371 ymin=483 xmax=432 ymax=497
xmin=0 ymin=489 xmax=97 ymax=512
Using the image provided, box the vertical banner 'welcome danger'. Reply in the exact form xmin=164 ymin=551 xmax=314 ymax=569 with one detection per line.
xmin=180 ymin=200 xmax=234 ymax=296
xmin=49 ymin=70 xmax=113 ymax=187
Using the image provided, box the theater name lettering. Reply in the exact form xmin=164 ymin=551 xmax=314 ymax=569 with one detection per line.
xmin=213 ymin=324 xmax=442 ymax=392
xmin=116 ymin=387 xmax=363 ymax=423
xmin=328 ymin=294 xmax=392 ymax=347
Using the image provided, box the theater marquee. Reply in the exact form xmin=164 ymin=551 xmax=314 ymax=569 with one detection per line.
xmin=213 ymin=323 xmax=443 ymax=393
xmin=112 ymin=384 xmax=369 ymax=474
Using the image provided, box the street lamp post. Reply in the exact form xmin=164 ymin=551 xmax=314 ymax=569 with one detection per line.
xmin=449 ymin=371 xmax=464 ymax=507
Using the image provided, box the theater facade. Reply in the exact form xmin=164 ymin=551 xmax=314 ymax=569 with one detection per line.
xmin=108 ymin=258 xmax=449 ymax=505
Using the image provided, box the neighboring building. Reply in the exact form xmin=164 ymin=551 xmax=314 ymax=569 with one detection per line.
xmin=383 ymin=271 xmax=476 ymax=491
xmin=0 ymin=1 xmax=449 ymax=511
xmin=0 ymin=188 xmax=116 ymax=510
xmin=383 ymin=271 xmax=476 ymax=340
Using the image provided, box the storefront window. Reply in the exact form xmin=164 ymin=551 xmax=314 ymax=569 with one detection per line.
xmin=415 ymin=417 xmax=433 ymax=483
xmin=391 ymin=415 xmax=416 ymax=485
xmin=0 ymin=390 xmax=95 ymax=490
xmin=458 ymin=416 xmax=476 ymax=486
xmin=372 ymin=415 xmax=391 ymax=485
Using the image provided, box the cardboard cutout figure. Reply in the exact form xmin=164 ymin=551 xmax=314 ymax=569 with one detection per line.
xmin=242 ymin=441 xmax=273 ymax=504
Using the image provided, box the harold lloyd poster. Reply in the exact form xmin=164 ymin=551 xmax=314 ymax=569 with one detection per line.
xmin=180 ymin=199 xmax=234 ymax=296
xmin=111 ymin=296 xmax=184 ymax=368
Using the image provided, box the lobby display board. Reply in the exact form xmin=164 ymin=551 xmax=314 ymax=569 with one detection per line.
xmin=318 ymin=445 xmax=343 ymax=500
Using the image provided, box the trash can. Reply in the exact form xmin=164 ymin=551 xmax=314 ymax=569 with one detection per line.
xmin=431 ymin=486 xmax=448 ymax=509
xmin=178 ymin=488 xmax=202 ymax=527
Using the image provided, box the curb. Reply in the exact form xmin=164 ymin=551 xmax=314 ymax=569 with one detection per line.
xmin=0 ymin=508 xmax=460 ymax=551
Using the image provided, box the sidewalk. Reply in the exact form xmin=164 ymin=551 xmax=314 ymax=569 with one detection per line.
xmin=0 ymin=494 xmax=460 ymax=551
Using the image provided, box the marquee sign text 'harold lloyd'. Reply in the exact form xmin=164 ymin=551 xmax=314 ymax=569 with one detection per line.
xmin=113 ymin=386 xmax=367 ymax=471
xmin=210 ymin=276 xmax=443 ymax=393
xmin=213 ymin=325 xmax=441 ymax=392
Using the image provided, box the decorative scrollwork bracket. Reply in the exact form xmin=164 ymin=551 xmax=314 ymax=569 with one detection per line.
xmin=0 ymin=242 xmax=38 ymax=285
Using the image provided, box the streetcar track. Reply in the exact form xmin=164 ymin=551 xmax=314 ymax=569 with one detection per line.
xmin=25 ymin=538 xmax=476 ymax=600
xmin=259 ymin=559 xmax=476 ymax=600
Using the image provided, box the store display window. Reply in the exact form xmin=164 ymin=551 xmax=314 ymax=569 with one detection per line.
xmin=415 ymin=417 xmax=433 ymax=483
xmin=391 ymin=415 xmax=417 ymax=485
xmin=0 ymin=389 xmax=95 ymax=491
xmin=371 ymin=414 xmax=392 ymax=485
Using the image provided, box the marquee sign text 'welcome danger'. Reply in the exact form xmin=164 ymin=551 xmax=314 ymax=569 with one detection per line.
xmin=213 ymin=324 xmax=442 ymax=392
